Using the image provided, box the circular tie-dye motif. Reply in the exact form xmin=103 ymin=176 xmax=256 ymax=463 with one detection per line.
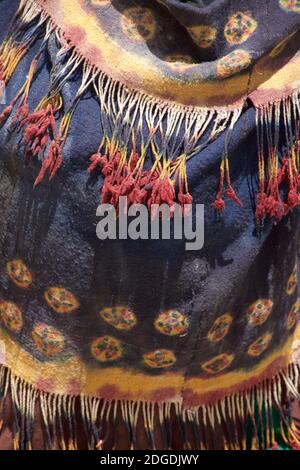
xmin=121 ymin=7 xmax=156 ymax=42
xmin=207 ymin=313 xmax=233 ymax=343
xmin=216 ymin=49 xmax=252 ymax=78
xmin=201 ymin=353 xmax=234 ymax=374
xmin=287 ymin=300 xmax=300 ymax=330
xmin=164 ymin=54 xmax=194 ymax=72
xmin=44 ymin=287 xmax=79 ymax=313
xmin=6 ymin=259 xmax=32 ymax=289
xmin=143 ymin=349 xmax=176 ymax=369
xmin=154 ymin=310 xmax=189 ymax=336
xmin=91 ymin=335 xmax=123 ymax=362
xmin=246 ymin=299 xmax=273 ymax=326
xmin=247 ymin=332 xmax=273 ymax=357
xmin=99 ymin=306 xmax=137 ymax=331
xmin=188 ymin=25 xmax=217 ymax=48
xmin=32 ymin=323 xmax=65 ymax=357
xmin=279 ymin=0 xmax=300 ymax=13
xmin=0 ymin=300 xmax=23 ymax=333
xmin=224 ymin=11 xmax=257 ymax=46
xmin=286 ymin=265 xmax=297 ymax=295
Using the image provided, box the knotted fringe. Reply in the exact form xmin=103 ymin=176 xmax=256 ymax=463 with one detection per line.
xmin=0 ymin=0 xmax=44 ymax=84
xmin=255 ymin=95 xmax=300 ymax=228
xmin=0 ymin=363 xmax=300 ymax=450
xmin=0 ymin=0 xmax=300 ymax=224
xmin=0 ymin=0 xmax=242 ymax=214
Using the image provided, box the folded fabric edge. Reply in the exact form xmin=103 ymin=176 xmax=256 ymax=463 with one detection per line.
xmin=0 ymin=361 xmax=300 ymax=450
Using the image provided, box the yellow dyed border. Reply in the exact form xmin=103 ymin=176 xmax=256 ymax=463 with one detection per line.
xmin=0 ymin=324 xmax=299 ymax=406
xmin=34 ymin=0 xmax=300 ymax=108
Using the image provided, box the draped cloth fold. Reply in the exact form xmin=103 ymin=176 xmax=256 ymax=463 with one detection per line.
xmin=0 ymin=0 xmax=299 ymax=450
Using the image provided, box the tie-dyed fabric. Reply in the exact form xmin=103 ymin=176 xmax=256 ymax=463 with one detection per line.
xmin=0 ymin=0 xmax=300 ymax=450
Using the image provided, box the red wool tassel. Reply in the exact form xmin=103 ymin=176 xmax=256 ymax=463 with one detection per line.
xmin=88 ymin=147 xmax=193 ymax=215
xmin=213 ymin=156 xmax=243 ymax=214
xmin=0 ymin=105 xmax=13 ymax=125
xmin=159 ymin=177 xmax=176 ymax=205
xmin=287 ymin=188 xmax=300 ymax=208
xmin=1 ymin=57 xmax=37 ymax=131
xmin=89 ymin=149 xmax=133 ymax=207
xmin=256 ymin=149 xmax=300 ymax=225
xmin=213 ymin=159 xmax=226 ymax=213
xmin=21 ymin=104 xmax=56 ymax=160
xmin=177 ymin=191 xmax=193 ymax=215
xmin=101 ymin=179 xmax=120 ymax=206
xmin=87 ymin=153 xmax=103 ymax=173
xmin=119 ymin=175 xmax=135 ymax=196
xmin=127 ymin=187 xmax=148 ymax=205
xmin=267 ymin=172 xmax=288 ymax=221
xmin=33 ymin=105 xmax=72 ymax=186
xmin=129 ymin=152 xmax=140 ymax=172
xmin=33 ymin=140 xmax=62 ymax=187
xmin=178 ymin=191 xmax=193 ymax=206
xmin=266 ymin=195 xmax=287 ymax=222
xmin=146 ymin=176 xmax=175 ymax=208
xmin=13 ymin=102 xmax=29 ymax=123
xmin=255 ymin=191 xmax=268 ymax=222
xmin=49 ymin=149 xmax=63 ymax=179
xmin=212 ymin=196 xmax=225 ymax=212
xmin=225 ymin=186 xmax=243 ymax=207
